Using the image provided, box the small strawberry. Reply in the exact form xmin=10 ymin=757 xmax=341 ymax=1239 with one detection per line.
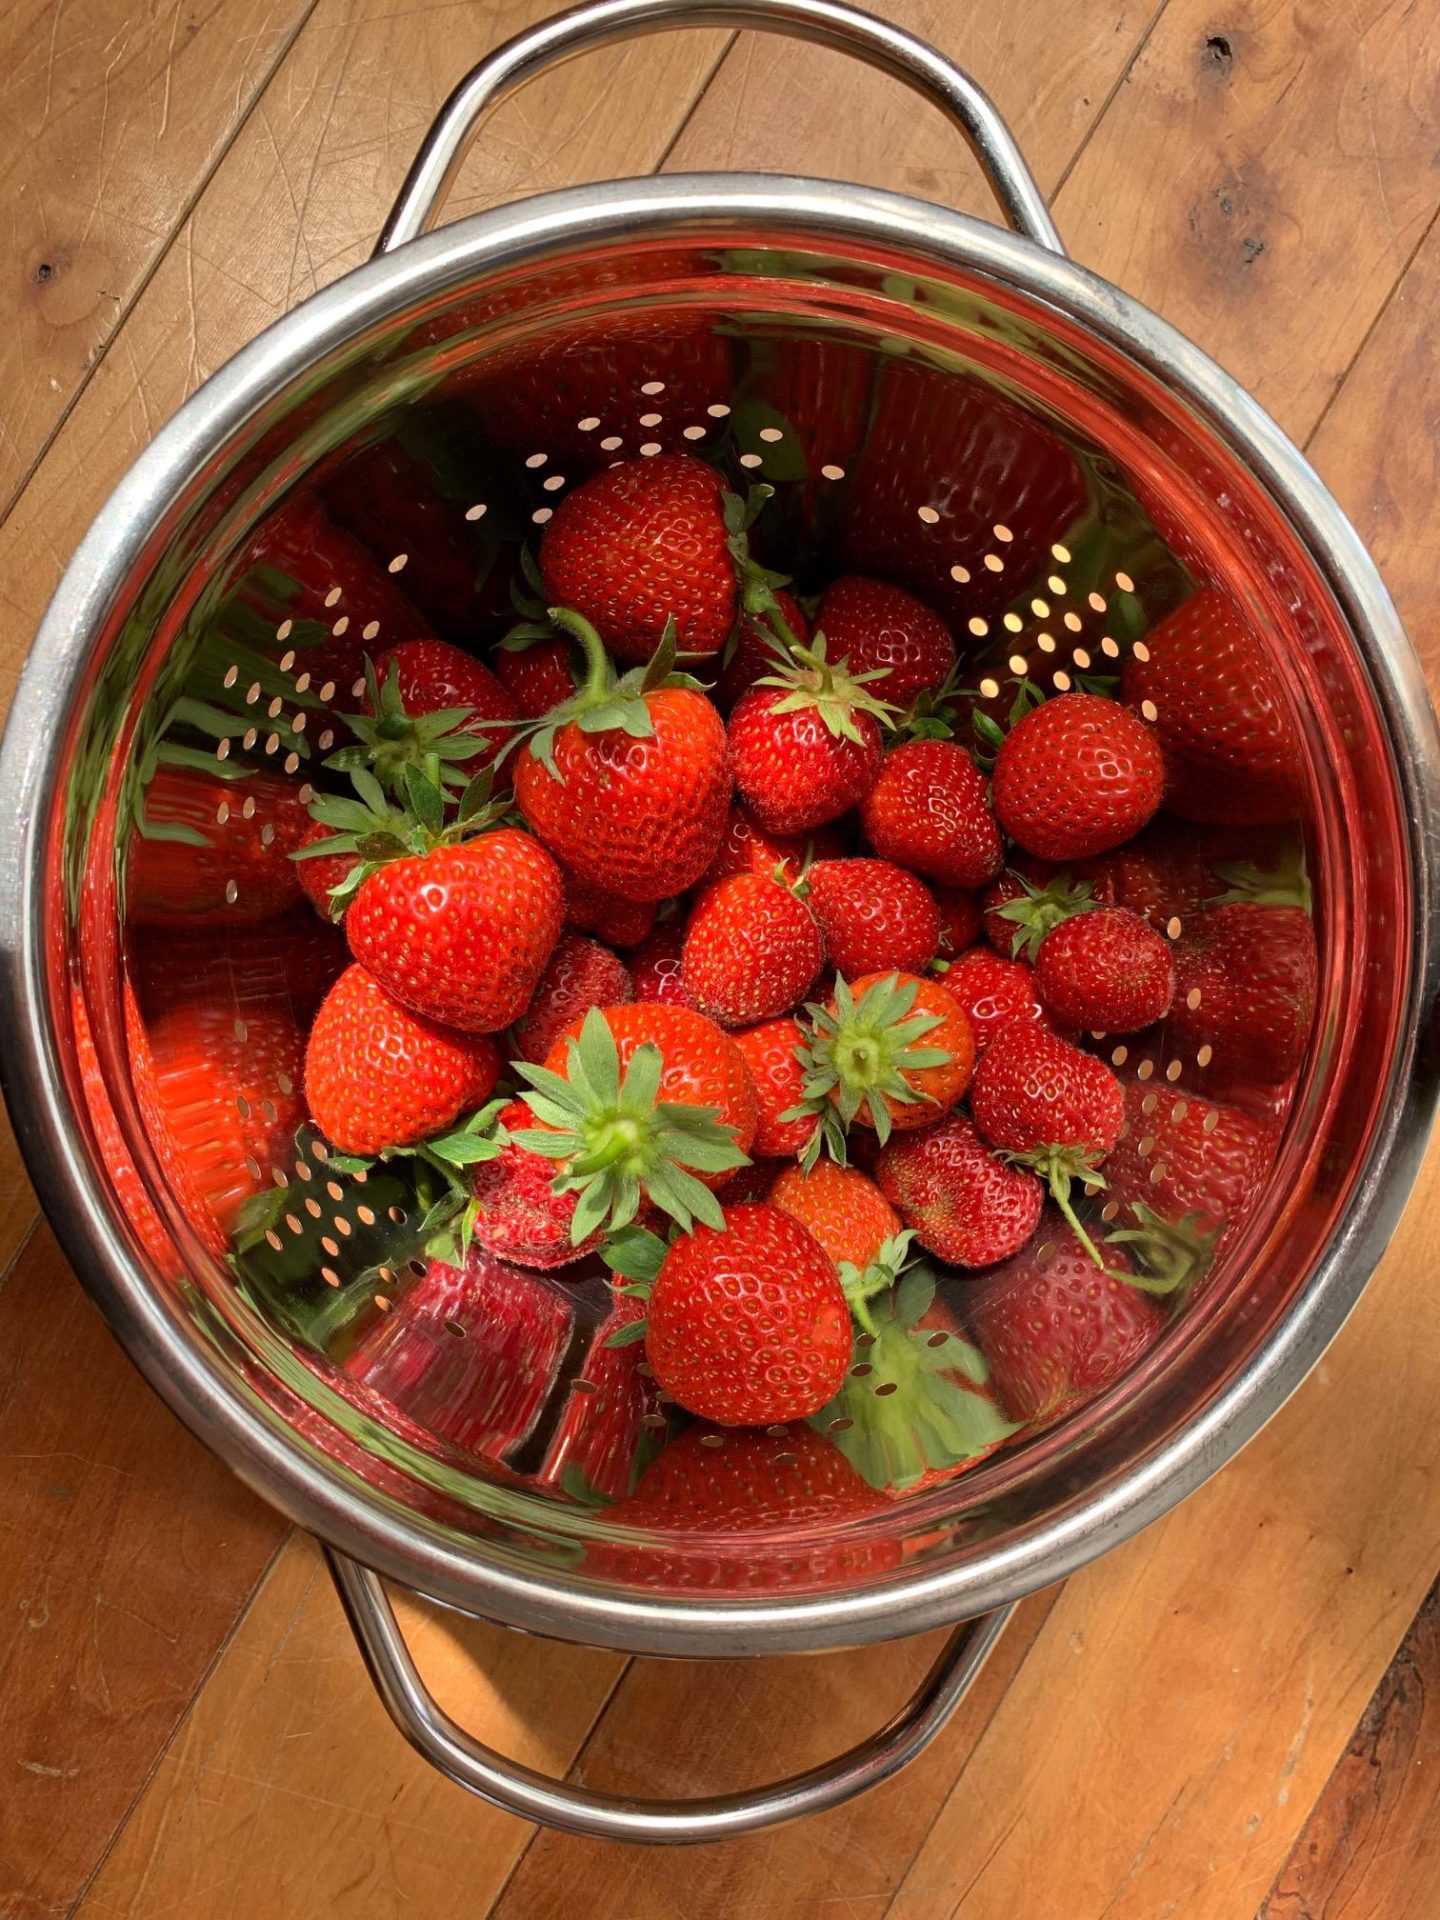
xmin=877 ymin=1112 xmax=1044 ymax=1268
xmin=513 ymin=613 xmax=730 ymax=903
xmin=1170 ymin=901 xmax=1317 ymax=1086
xmin=804 ymin=857 xmax=940 ymax=979
xmin=1033 ymin=906 xmax=1176 ymax=1032
xmin=644 ymin=1203 xmax=851 ymax=1424
xmin=858 ymin=740 xmax=1004 ymax=889
xmin=795 ymin=971 xmax=975 ymax=1161
xmin=731 ymin=1017 xmax=815 ymax=1158
xmin=470 ymin=1100 xmax=608 ymax=1268
xmin=627 ymin=924 xmax=695 ymax=1007
xmin=968 ymin=1224 xmax=1167 ymax=1424
xmin=811 ymin=1265 xmax=1016 ymax=1495
xmin=305 ymin=963 xmax=501 ymax=1156
xmin=590 ymin=1421 xmax=898 ymax=1593
xmin=982 ymin=865 xmax=1092 ymax=961
xmin=1103 ymin=1079 xmax=1274 ymax=1252
xmin=512 ymin=1004 xmax=756 ymax=1239
xmin=934 ymin=946 xmax=1045 ymax=1053
xmin=682 ymin=871 xmax=823 ymax=1027
xmin=701 ymin=805 xmax=847 ymax=890
xmin=992 ymin=692 xmax=1164 ymax=860
xmin=128 ymin=764 xmax=309 ymax=926
xmin=514 ymin=934 xmax=633 ymax=1064
xmin=768 ymin=1158 xmax=901 ymax=1273
xmin=814 ymin=575 xmax=956 ymax=704
xmin=969 ymin=1022 xmax=1124 ymax=1264
xmin=494 ymin=634 xmax=581 ymax=717
xmin=564 ymin=871 xmax=656 ymax=949
xmin=934 ymin=888 xmax=981 ymax=962
xmin=729 ymin=635 xmax=894 ymax=834
xmin=1121 ymin=588 xmax=1304 ymax=825
xmin=715 ymin=592 xmax=810 ymax=709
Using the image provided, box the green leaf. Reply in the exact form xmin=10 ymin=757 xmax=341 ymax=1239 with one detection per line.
xmin=601 ymin=1224 xmax=669 ymax=1284
xmin=604 ymin=1318 xmax=649 ymax=1349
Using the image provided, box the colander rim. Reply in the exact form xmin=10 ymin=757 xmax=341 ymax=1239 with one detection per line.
xmin=2 ymin=173 xmax=1437 ymax=1656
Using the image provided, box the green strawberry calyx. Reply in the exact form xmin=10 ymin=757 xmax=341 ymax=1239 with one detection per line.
xmin=1106 ymin=1203 xmax=1219 ymax=1307
xmin=721 ymin=484 xmax=803 ymax=650
xmin=320 ymin=1096 xmax=513 ymax=1267
xmin=992 ymin=869 xmax=1098 ymax=961
xmin=837 ymin=1229 xmax=916 ymax=1335
xmin=1004 ymin=1142 xmax=1110 ymax=1270
xmin=509 ymin=1008 xmax=750 ymax=1243
xmin=753 ymin=631 xmax=899 ymax=745
xmin=786 ymin=972 xmax=955 ymax=1169
xmin=810 ymin=1264 xmax=1020 ymax=1493
xmin=517 ymin=610 xmax=709 ymax=781
xmin=326 ymin=657 xmax=498 ymax=802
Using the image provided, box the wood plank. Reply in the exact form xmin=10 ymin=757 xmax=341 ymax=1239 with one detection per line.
xmin=0 ymin=0 xmax=315 ymax=519
xmin=75 ymin=1532 xmax=627 ymax=1920
xmin=1051 ymin=0 xmax=1440 ymax=440
xmin=487 ymin=1591 xmax=1060 ymax=1920
xmin=0 ymin=1226 xmax=284 ymax=1920
xmin=1260 ymin=1576 xmax=1440 ymax=1920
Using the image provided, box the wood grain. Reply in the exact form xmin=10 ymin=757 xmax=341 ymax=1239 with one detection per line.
xmin=0 ymin=1227 xmax=283 ymax=1920
xmin=75 ymin=1533 xmax=626 ymax=1920
xmin=1261 ymin=1578 xmax=1440 ymax=1920
xmin=0 ymin=0 xmax=314 ymax=519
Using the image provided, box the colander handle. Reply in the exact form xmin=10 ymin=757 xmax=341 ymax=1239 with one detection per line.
xmin=327 ymin=1548 xmax=1015 ymax=1842
xmin=379 ymin=0 xmax=1063 ymax=255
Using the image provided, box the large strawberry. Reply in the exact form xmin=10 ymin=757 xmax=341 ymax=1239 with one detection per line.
xmin=540 ymin=453 xmax=750 ymax=663
xmin=514 ymin=934 xmax=633 ymax=1064
xmin=969 ymin=1021 xmax=1124 ymax=1265
xmin=804 ymin=857 xmax=940 ymax=978
xmin=1170 ymin=901 xmax=1317 ymax=1086
xmin=1033 ymin=906 xmax=1176 ymax=1033
xmin=731 ymin=1016 xmax=815 ymax=1159
xmin=1103 ymin=1078 xmax=1274 ymax=1254
xmin=643 ymin=1203 xmax=851 ymax=1424
xmin=128 ymin=763 xmax=309 ymax=925
xmin=814 ymin=575 xmax=956 ymax=704
xmin=795 ymin=970 xmax=975 ymax=1161
xmin=512 ymin=1004 xmax=757 ymax=1239
xmin=938 ymin=947 xmax=1046 ymax=1052
xmin=768 ymin=1158 xmax=901 ymax=1274
xmin=513 ymin=614 xmax=730 ymax=903
xmin=968 ymin=1224 xmax=1167 ymax=1424
xmin=1121 ymin=588 xmax=1304 ymax=825
xmin=877 ymin=1112 xmax=1043 ymax=1268
xmin=859 ymin=740 xmax=1004 ymax=889
xmin=992 ymin=693 xmax=1164 ymax=860
xmin=305 ymin=963 xmax=501 ymax=1156
xmin=682 ymin=871 xmax=823 ymax=1027
xmin=729 ymin=635 xmax=893 ymax=834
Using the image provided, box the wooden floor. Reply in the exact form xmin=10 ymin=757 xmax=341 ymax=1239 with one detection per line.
xmin=2 ymin=1 xmax=1440 ymax=1913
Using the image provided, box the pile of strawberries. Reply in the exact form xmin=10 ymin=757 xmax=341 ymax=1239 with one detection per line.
xmin=114 ymin=442 xmax=1318 ymax=1520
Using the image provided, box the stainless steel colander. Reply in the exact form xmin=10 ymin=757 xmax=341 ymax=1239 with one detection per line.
xmin=3 ymin=0 xmax=1438 ymax=1845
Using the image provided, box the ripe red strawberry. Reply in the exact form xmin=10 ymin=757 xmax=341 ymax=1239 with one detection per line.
xmin=591 ymin=1421 xmax=899 ymax=1593
xmin=1103 ymin=1079 xmax=1274 ymax=1251
xmin=515 ymin=1004 xmax=757 ymax=1238
xmin=940 ymin=947 xmax=1046 ymax=1053
xmin=305 ymin=963 xmax=501 ymax=1156
xmin=804 ymin=857 xmax=940 ymax=979
xmin=769 ymin=1159 xmax=901 ymax=1272
xmin=644 ymin=1203 xmax=851 ymax=1424
xmin=514 ymin=934 xmax=632 ymax=1064
xmin=814 ymin=575 xmax=955 ymax=704
xmin=715 ymin=592 xmax=810 ymax=709
xmin=969 ymin=1225 xmax=1166 ymax=1424
xmin=859 ymin=740 xmax=1004 ymax=889
xmin=563 ymin=871 xmax=656 ymax=949
xmin=627 ymin=924 xmax=695 ymax=1007
xmin=877 ymin=1113 xmax=1043 ymax=1268
xmin=494 ymin=636 xmax=579 ymax=717
xmin=798 ymin=971 xmax=975 ymax=1157
xmin=540 ymin=453 xmax=739 ymax=663
xmin=128 ymin=764 xmax=309 ymax=925
xmin=992 ymin=693 xmax=1164 ymax=860
xmin=1034 ymin=906 xmax=1175 ymax=1032
xmin=514 ymin=616 xmax=730 ymax=902
xmin=731 ymin=1016 xmax=815 ymax=1158
xmin=470 ymin=1101 xmax=607 ymax=1268
xmin=701 ymin=806 xmax=847 ymax=889
xmin=729 ymin=637 xmax=892 ymax=834
xmin=347 ymin=827 xmax=564 ymax=1032
xmin=1170 ymin=902 xmax=1317 ymax=1086
xmin=131 ymin=910 xmax=347 ymax=1025
xmin=970 ymin=1022 xmax=1124 ymax=1264
xmin=368 ymin=639 xmax=518 ymax=771
xmin=934 ymin=888 xmax=981 ymax=961
xmin=682 ymin=872 xmax=823 ymax=1027
xmin=132 ymin=997 xmax=306 ymax=1251
xmin=1121 ymin=589 xmax=1304 ymax=825
xmin=294 ymin=820 xmax=356 ymax=921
